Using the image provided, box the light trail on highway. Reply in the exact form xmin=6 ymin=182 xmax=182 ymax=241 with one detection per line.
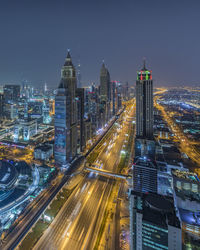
xmin=33 ymin=101 xmax=135 ymax=250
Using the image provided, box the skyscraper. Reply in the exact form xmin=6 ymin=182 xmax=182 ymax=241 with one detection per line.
xmin=111 ymin=81 xmax=116 ymax=116
xmin=136 ymin=62 xmax=153 ymax=139
xmin=0 ymin=93 xmax=4 ymax=120
xmin=3 ymin=85 xmax=20 ymax=104
xmin=54 ymin=51 xmax=77 ymax=165
xmin=100 ymin=63 xmax=111 ymax=124
xmin=76 ymin=87 xmax=85 ymax=152
xmin=100 ymin=63 xmax=111 ymax=101
xmin=77 ymin=60 xmax=82 ymax=88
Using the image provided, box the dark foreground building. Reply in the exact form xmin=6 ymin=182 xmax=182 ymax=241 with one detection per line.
xmin=130 ymin=191 xmax=182 ymax=250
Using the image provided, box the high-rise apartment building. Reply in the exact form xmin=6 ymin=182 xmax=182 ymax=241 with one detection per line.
xmin=136 ymin=62 xmax=153 ymax=139
xmin=54 ymin=51 xmax=77 ymax=165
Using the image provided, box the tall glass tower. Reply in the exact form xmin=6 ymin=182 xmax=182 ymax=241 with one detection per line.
xmin=136 ymin=62 xmax=153 ymax=139
xmin=100 ymin=63 xmax=111 ymax=125
xmin=54 ymin=51 xmax=77 ymax=165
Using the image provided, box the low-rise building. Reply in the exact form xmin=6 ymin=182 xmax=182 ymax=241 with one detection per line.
xmin=34 ymin=144 xmax=53 ymax=161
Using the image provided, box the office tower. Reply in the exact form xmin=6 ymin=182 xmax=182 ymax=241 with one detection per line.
xmin=44 ymin=82 xmax=47 ymax=94
xmin=125 ymin=81 xmax=130 ymax=100
xmin=54 ymin=51 xmax=77 ymax=165
xmin=4 ymin=103 xmax=18 ymax=120
xmin=21 ymin=80 xmax=31 ymax=98
xmin=76 ymin=88 xmax=85 ymax=152
xmin=135 ymin=62 xmax=155 ymax=161
xmin=116 ymin=81 xmax=122 ymax=111
xmin=85 ymin=85 xmax=100 ymax=134
xmin=133 ymin=157 xmax=157 ymax=194
xmin=3 ymin=85 xmax=20 ymax=104
xmin=111 ymin=81 xmax=116 ymax=116
xmin=84 ymin=117 xmax=92 ymax=143
xmin=129 ymin=191 xmax=182 ymax=250
xmin=0 ymin=94 xmax=4 ymax=120
xmin=77 ymin=60 xmax=82 ymax=88
xmin=100 ymin=63 xmax=111 ymax=124
xmin=42 ymin=99 xmax=51 ymax=124
xmin=136 ymin=62 xmax=153 ymax=139
xmin=100 ymin=63 xmax=111 ymax=101
xmin=24 ymin=101 xmax=28 ymax=119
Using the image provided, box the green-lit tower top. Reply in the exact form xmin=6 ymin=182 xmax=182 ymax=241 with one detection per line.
xmin=137 ymin=60 xmax=152 ymax=81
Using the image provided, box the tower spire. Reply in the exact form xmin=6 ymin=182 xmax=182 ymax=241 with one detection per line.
xmin=67 ymin=49 xmax=71 ymax=59
xmin=142 ymin=58 xmax=147 ymax=71
xmin=64 ymin=49 xmax=73 ymax=66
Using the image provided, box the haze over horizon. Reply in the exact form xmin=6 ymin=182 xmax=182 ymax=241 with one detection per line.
xmin=0 ymin=0 xmax=200 ymax=88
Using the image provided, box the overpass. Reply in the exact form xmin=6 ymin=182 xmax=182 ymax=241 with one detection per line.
xmin=85 ymin=166 xmax=131 ymax=180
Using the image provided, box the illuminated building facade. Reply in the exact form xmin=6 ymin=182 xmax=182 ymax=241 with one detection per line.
xmin=133 ymin=157 xmax=157 ymax=194
xmin=136 ymin=62 xmax=153 ymax=139
xmin=100 ymin=63 xmax=111 ymax=125
xmin=172 ymin=170 xmax=200 ymax=247
xmin=14 ymin=118 xmax=37 ymax=142
xmin=130 ymin=191 xmax=182 ymax=250
xmin=100 ymin=63 xmax=111 ymax=101
xmin=76 ymin=87 xmax=85 ymax=152
xmin=54 ymin=51 xmax=77 ymax=165
xmin=4 ymin=104 xmax=18 ymax=120
xmin=3 ymin=85 xmax=20 ymax=104
xmin=42 ymin=99 xmax=51 ymax=124
xmin=135 ymin=62 xmax=155 ymax=161
xmin=0 ymin=93 xmax=5 ymax=120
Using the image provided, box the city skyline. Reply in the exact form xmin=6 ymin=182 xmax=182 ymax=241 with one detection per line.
xmin=0 ymin=0 xmax=200 ymax=87
xmin=0 ymin=1 xmax=199 ymax=249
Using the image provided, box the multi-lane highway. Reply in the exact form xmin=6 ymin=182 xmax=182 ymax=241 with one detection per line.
xmin=1 ymin=106 xmax=126 ymax=250
xmin=34 ymin=174 xmax=113 ymax=250
xmin=33 ymin=102 xmax=135 ymax=250
xmin=1 ymin=157 xmax=85 ymax=250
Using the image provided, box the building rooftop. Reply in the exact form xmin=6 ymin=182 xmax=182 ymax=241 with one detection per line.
xmin=179 ymin=208 xmax=200 ymax=227
xmin=0 ymin=161 xmax=18 ymax=189
xmin=134 ymin=157 xmax=157 ymax=169
xmin=172 ymin=169 xmax=200 ymax=183
xmin=35 ymin=144 xmax=52 ymax=152
xmin=131 ymin=190 xmax=181 ymax=228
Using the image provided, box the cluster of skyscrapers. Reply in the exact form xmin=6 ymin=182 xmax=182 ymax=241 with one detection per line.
xmin=54 ymin=51 xmax=130 ymax=165
xmin=0 ymin=50 xmax=131 ymax=164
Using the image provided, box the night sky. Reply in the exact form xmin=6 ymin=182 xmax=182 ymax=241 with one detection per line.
xmin=0 ymin=0 xmax=200 ymax=88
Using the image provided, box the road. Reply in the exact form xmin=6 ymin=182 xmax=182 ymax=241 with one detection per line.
xmin=155 ymin=96 xmax=200 ymax=167
xmin=0 ymin=104 xmax=125 ymax=250
xmin=33 ymin=102 xmax=135 ymax=250
xmin=34 ymin=174 xmax=113 ymax=250
xmin=1 ymin=157 xmax=85 ymax=250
